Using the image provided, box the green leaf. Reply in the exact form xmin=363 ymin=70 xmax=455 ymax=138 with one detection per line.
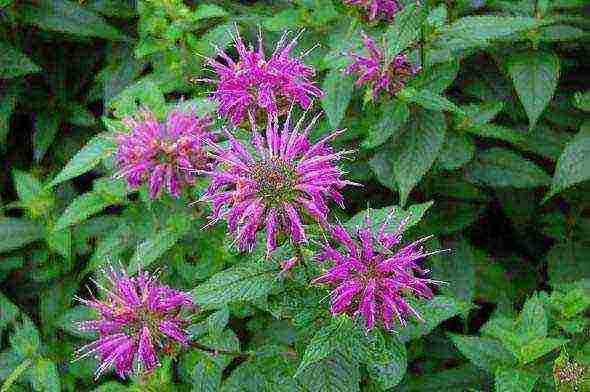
xmin=383 ymin=4 xmax=425 ymax=62
xmin=21 ymin=0 xmax=126 ymax=40
xmin=0 ymin=82 xmax=21 ymax=148
xmin=449 ymin=334 xmax=517 ymax=372
xmin=67 ymin=103 xmax=97 ymax=127
xmin=0 ymin=43 xmax=40 ymax=79
xmin=191 ymin=263 xmax=278 ymax=309
xmin=321 ymin=69 xmax=354 ymax=128
xmin=208 ymin=307 xmax=230 ymax=337
xmin=463 ymin=124 xmax=525 ymax=144
xmin=517 ymin=294 xmax=547 ymax=341
xmin=12 ymin=170 xmax=52 ymax=215
xmin=29 ymin=358 xmax=60 ymax=392
xmin=454 ymin=101 xmax=504 ymax=129
xmin=436 ymin=16 xmax=542 ymax=50
xmin=110 ymin=79 xmax=166 ymax=119
xmin=46 ymin=228 xmax=71 ymax=260
xmin=507 ymin=51 xmax=560 ymax=129
xmin=33 ymin=111 xmax=61 ymax=163
xmin=409 ymin=61 xmax=460 ymax=95
xmin=519 ymin=338 xmax=568 ymax=364
xmin=85 ymin=223 xmax=135 ymax=274
xmin=466 ymin=147 xmax=550 ymax=188
xmin=127 ymin=211 xmax=189 ymax=273
xmin=0 ymin=218 xmax=44 ymax=253
xmin=365 ymin=336 xmax=407 ymax=389
xmin=437 ymin=133 xmax=475 ymax=170
xmin=427 ymin=4 xmax=447 ymax=29
xmin=192 ymin=4 xmax=228 ymax=20
xmin=0 ymin=292 xmax=19 ymax=333
xmin=574 ymin=91 xmax=590 ymax=111
xmin=431 ymin=239 xmax=476 ymax=304
xmin=346 ymin=201 xmax=434 ymax=235
xmin=495 ymin=369 xmax=538 ymax=392
xmin=391 ymin=109 xmax=447 ymax=206
xmin=194 ymin=22 xmax=234 ymax=58
xmin=547 ymin=242 xmax=590 ymax=285
xmin=10 ymin=317 xmax=41 ymax=358
xmin=397 ymin=364 xmax=492 ymax=392
xmin=362 ymin=101 xmax=409 ymax=149
xmin=53 ymin=192 xmax=114 ymax=231
xmin=296 ymin=351 xmax=360 ymax=392
xmin=545 ymin=127 xmax=590 ymax=200
xmin=538 ymin=25 xmax=587 ymax=42
xmin=398 ymin=296 xmax=472 ymax=342
xmin=399 ymin=87 xmax=463 ymax=114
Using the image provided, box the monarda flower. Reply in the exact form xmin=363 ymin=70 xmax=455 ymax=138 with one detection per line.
xmin=200 ymin=27 xmax=323 ymax=127
xmin=115 ymin=106 xmax=214 ymax=199
xmin=74 ymin=267 xmax=195 ymax=378
xmin=313 ymin=214 xmax=445 ymax=330
xmin=344 ymin=0 xmax=402 ymax=21
xmin=200 ymin=109 xmax=358 ymax=256
xmin=345 ymin=32 xmax=420 ymax=100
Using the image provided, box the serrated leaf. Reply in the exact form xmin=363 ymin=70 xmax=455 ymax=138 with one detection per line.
xmin=437 ymin=133 xmax=475 ymax=170
xmin=346 ymin=201 xmax=434 ymax=235
xmin=50 ymin=133 xmax=116 ymax=187
xmin=53 ymin=192 xmax=114 ymax=231
xmin=365 ymin=336 xmax=407 ymax=389
xmin=0 ymin=218 xmax=44 ymax=254
xmin=399 ymin=87 xmax=463 ymax=114
xmin=29 ymin=358 xmax=61 ymax=392
xmin=208 ymin=307 xmax=230 ymax=337
xmin=21 ymin=0 xmax=126 ymax=40
xmin=33 ymin=111 xmax=61 ymax=162
xmin=547 ymin=242 xmax=590 ymax=285
xmin=517 ymin=294 xmax=547 ymax=341
xmin=507 ymin=51 xmax=560 ymax=129
xmin=321 ymin=69 xmax=354 ymax=128
xmin=296 ymin=351 xmax=360 ymax=392
xmin=519 ymin=337 xmax=568 ymax=364
xmin=466 ymin=147 xmax=550 ymax=188
xmin=0 ymin=43 xmax=40 ymax=79
xmin=431 ymin=239 xmax=476 ymax=304
xmin=10 ymin=317 xmax=41 ymax=358
xmin=362 ymin=101 xmax=409 ymax=149
xmin=383 ymin=4 xmax=425 ymax=62
xmin=0 ymin=292 xmax=19 ymax=333
xmin=391 ymin=109 xmax=446 ymax=206
xmin=436 ymin=16 xmax=542 ymax=50
xmin=495 ymin=369 xmax=538 ymax=392
xmin=192 ymin=4 xmax=228 ymax=20
xmin=539 ymin=25 xmax=587 ymax=42
xmin=110 ymin=79 xmax=166 ymax=119
xmin=128 ymin=213 xmax=190 ymax=274
xmin=85 ymin=223 xmax=135 ymax=274
xmin=545 ymin=127 xmax=590 ymax=200
xmin=449 ymin=334 xmax=517 ymax=372
xmin=398 ymin=296 xmax=472 ymax=342
xmin=463 ymin=124 xmax=525 ymax=144
xmin=191 ymin=263 xmax=278 ymax=309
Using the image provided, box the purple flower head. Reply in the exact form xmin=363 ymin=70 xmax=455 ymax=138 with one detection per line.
xmin=115 ymin=106 xmax=214 ymax=199
xmin=200 ymin=108 xmax=359 ymax=256
xmin=200 ymin=26 xmax=324 ymax=127
xmin=344 ymin=0 xmax=402 ymax=21
xmin=74 ymin=267 xmax=195 ymax=379
xmin=312 ymin=213 xmax=445 ymax=330
xmin=345 ymin=32 xmax=420 ymax=100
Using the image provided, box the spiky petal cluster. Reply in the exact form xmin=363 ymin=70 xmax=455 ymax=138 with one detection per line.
xmin=74 ymin=268 xmax=195 ymax=378
xmin=344 ymin=0 xmax=402 ymax=20
xmin=201 ymin=28 xmax=323 ymax=126
xmin=115 ymin=107 xmax=214 ymax=199
xmin=201 ymin=110 xmax=358 ymax=255
xmin=313 ymin=214 xmax=444 ymax=330
xmin=345 ymin=32 xmax=420 ymax=100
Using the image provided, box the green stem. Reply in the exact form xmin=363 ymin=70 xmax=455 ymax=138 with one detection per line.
xmin=1 ymin=358 xmax=32 ymax=392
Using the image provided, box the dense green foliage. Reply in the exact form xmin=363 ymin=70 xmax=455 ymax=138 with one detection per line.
xmin=1 ymin=0 xmax=590 ymax=391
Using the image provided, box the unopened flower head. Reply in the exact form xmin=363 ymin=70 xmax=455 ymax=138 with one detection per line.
xmin=200 ymin=107 xmax=359 ymax=256
xmin=313 ymin=213 xmax=445 ymax=330
xmin=115 ymin=106 xmax=214 ymax=199
xmin=74 ymin=267 xmax=195 ymax=379
xmin=200 ymin=26 xmax=323 ymax=127
xmin=345 ymin=32 xmax=420 ymax=100
xmin=344 ymin=0 xmax=402 ymax=21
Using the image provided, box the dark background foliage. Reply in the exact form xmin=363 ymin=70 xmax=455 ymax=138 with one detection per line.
xmin=1 ymin=0 xmax=590 ymax=391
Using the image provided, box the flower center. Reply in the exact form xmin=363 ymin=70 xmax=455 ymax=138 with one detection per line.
xmin=250 ymin=157 xmax=297 ymax=205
